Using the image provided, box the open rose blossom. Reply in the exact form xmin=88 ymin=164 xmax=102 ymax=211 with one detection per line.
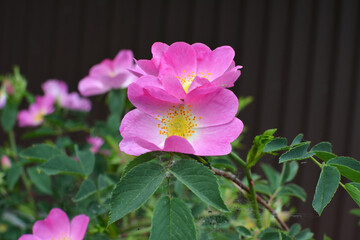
xmin=18 ymin=208 xmax=89 ymax=240
xmin=78 ymin=50 xmax=137 ymax=96
xmin=42 ymin=80 xmax=91 ymax=112
xmin=132 ymin=42 xmax=242 ymax=99
xmin=87 ymin=136 xmax=104 ymax=153
xmin=119 ymin=83 xmax=243 ymax=156
xmin=17 ymin=95 xmax=55 ymax=127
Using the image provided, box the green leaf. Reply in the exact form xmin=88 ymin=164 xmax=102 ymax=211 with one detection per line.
xmin=236 ymin=226 xmax=251 ymax=237
xmin=323 ymin=234 xmax=332 ymax=240
xmin=41 ymin=155 xmax=84 ymax=176
xmin=264 ymin=138 xmax=288 ymax=153
xmin=295 ymin=229 xmax=314 ymax=240
xmin=310 ymin=142 xmax=336 ymax=161
xmin=247 ymin=129 xmax=277 ymax=168
xmin=279 ymin=142 xmax=314 ymax=163
xmin=1 ymin=101 xmax=18 ymax=132
xmin=291 ymin=133 xmax=304 ymax=146
xmin=27 ymin=167 xmax=52 ymax=195
xmin=73 ymin=179 xmax=97 ymax=202
xmin=6 ymin=163 xmax=22 ymax=190
xmin=260 ymin=231 xmax=292 ymax=240
xmin=278 ymin=184 xmax=306 ymax=201
xmin=289 ymin=224 xmax=301 ymax=236
xmin=20 ymin=144 xmax=64 ymax=162
xmin=22 ymin=127 xmax=58 ymax=139
xmin=312 ymin=165 xmax=340 ymax=215
xmin=327 ymin=157 xmax=360 ymax=183
xmin=350 ymin=208 xmax=360 ymax=217
xmin=280 ymin=162 xmax=299 ymax=184
xmin=261 ymin=164 xmax=280 ymax=192
xmin=76 ymin=148 xmax=95 ymax=176
xmin=238 ymin=96 xmax=253 ymax=113
xmin=344 ymin=183 xmax=360 ymax=207
xmin=108 ymin=89 xmax=126 ymax=115
xmin=211 ymin=157 xmax=236 ymax=172
xmin=123 ymin=152 xmax=156 ymax=175
xmin=150 ymin=196 xmax=196 ymax=240
xmin=109 ymin=162 xmax=165 ymax=225
xmin=169 ymin=159 xmax=228 ymax=212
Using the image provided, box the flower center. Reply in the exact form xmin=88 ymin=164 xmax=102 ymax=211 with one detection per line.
xmin=33 ymin=110 xmax=45 ymax=123
xmin=176 ymin=70 xmax=211 ymax=93
xmin=156 ymin=105 xmax=201 ymax=139
xmin=51 ymin=233 xmax=72 ymax=240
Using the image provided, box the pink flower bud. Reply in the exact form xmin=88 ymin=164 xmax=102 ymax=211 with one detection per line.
xmin=1 ymin=155 xmax=11 ymax=169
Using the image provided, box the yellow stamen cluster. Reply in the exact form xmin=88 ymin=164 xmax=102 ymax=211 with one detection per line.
xmin=155 ymin=105 xmax=201 ymax=139
xmin=176 ymin=70 xmax=211 ymax=93
xmin=51 ymin=233 xmax=72 ymax=240
xmin=33 ymin=110 xmax=45 ymax=123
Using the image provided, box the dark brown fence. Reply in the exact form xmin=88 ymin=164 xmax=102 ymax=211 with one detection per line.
xmin=1 ymin=0 xmax=359 ymax=239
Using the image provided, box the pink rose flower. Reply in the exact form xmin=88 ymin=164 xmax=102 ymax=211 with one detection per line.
xmin=1 ymin=155 xmax=11 ymax=169
xmin=78 ymin=50 xmax=137 ymax=96
xmin=133 ymin=42 xmax=242 ymax=99
xmin=18 ymin=208 xmax=89 ymax=240
xmin=42 ymin=80 xmax=91 ymax=112
xmin=87 ymin=136 xmax=104 ymax=153
xmin=17 ymin=96 xmax=55 ymax=127
xmin=119 ymin=83 xmax=243 ymax=156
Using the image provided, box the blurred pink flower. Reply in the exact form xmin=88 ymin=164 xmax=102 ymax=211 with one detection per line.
xmin=87 ymin=136 xmax=104 ymax=153
xmin=42 ymin=79 xmax=91 ymax=112
xmin=119 ymin=83 xmax=243 ymax=156
xmin=17 ymin=95 xmax=55 ymax=127
xmin=78 ymin=50 xmax=136 ymax=96
xmin=18 ymin=208 xmax=89 ymax=240
xmin=0 ymin=89 xmax=6 ymax=109
xmin=133 ymin=42 xmax=242 ymax=99
xmin=1 ymin=155 xmax=11 ymax=169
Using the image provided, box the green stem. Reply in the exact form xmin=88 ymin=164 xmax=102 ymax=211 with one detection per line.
xmin=228 ymin=151 xmax=247 ymax=169
xmin=310 ymin=156 xmax=322 ymax=168
xmin=8 ymin=130 xmax=37 ymax=215
xmin=245 ymin=169 xmax=262 ymax=228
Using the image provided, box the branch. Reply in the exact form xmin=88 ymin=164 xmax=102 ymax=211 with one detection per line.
xmin=212 ymin=168 xmax=289 ymax=231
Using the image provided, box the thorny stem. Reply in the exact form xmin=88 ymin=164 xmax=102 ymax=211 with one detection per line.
xmin=212 ymin=168 xmax=290 ymax=231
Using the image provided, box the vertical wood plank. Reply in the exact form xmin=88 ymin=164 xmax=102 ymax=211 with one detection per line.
xmin=164 ymin=0 xmax=190 ymax=43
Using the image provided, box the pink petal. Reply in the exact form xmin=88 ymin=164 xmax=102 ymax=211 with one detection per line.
xmin=120 ymin=109 xmax=165 ymax=146
xmin=127 ymin=83 xmax=182 ymax=117
xmin=184 ymin=88 xmax=238 ymax=127
xmin=78 ymin=77 xmax=109 ymax=97
xmin=210 ymin=67 xmax=241 ymax=88
xmin=33 ymin=208 xmax=70 ymax=239
xmin=195 ymin=45 xmax=235 ymax=81
xmin=136 ymin=60 xmax=158 ymax=76
xmin=187 ymin=76 xmax=211 ymax=93
xmin=163 ymin=136 xmax=195 ymax=154
xmin=113 ymin=50 xmax=133 ymax=69
xmin=42 ymin=80 xmax=68 ymax=101
xmin=161 ymin=74 xmax=186 ymax=99
xmin=135 ymin=75 xmax=164 ymax=89
xmin=151 ymin=42 xmax=169 ymax=68
xmin=69 ymin=214 xmax=89 ymax=240
xmin=89 ymin=59 xmax=112 ymax=77
xmin=18 ymin=235 xmax=42 ymax=240
xmin=159 ymin=42 xmax=197 ymax=78
xmin=120 ymin=137 xmax=161 ymax=156
xmin=190 ymin=118 xmax=243 ymax=156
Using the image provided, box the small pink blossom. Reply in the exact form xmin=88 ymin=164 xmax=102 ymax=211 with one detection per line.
xmin=1 ymin=155 xmax=11 ymax=169
xmin=133 ymin=42 xmax=242 ymax=99
xmin=17 ymin=96 xmax=55 ymax=127
xmin=42 ymin=80 xmax=91 ymax=112
xmin=18 ymin=208 xmax=89 ymax=240
xmin=78 ymin=50 xmax=137 ymax=96
xmin=0 ymin=89 xmax=6 ymax=109
xmin=119 ymin=83 xmax=243 ymax=156
xmin=87 ymin=136 xmax=104 ymax=153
